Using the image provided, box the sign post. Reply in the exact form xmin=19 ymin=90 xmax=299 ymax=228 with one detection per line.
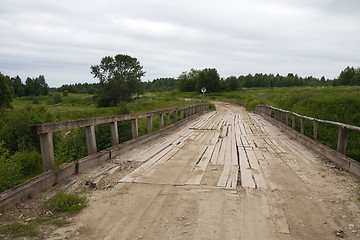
xmin=201 ymin=87 xmax=207 ymax=102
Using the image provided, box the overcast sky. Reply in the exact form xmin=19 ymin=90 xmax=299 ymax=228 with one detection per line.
xmin=1 ymin=0 xmax=359 ymax=87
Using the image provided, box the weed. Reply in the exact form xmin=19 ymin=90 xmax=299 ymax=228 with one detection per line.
xmin=44 ymin=190 xmax=86 ymax=213
xmin=0 ymin=221 xmax=38 ymax=238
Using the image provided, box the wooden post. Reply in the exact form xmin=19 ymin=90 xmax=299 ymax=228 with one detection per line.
xmin=292 ymin=114 xmax=295 ymax=129
xmin=280 ymin=111 xmax=284 ymax=123
xmin=300 ymin=117 xmax=304 ymax=135
xmin=131 ymin=119 xmax=138 ymax=139
xmin=285 ymin=113 xmax=289 ymax=126
xmin=174 ymin=110 xmax=178 ymax=123
xmin=85 ymin=125 xmax=97 ymax=155
xmin=180 ymin=109 xmax=184 ymax=120
xmin=337 ymin=126 xmax=348 ymax=154
xmin=313 ymin=120 xmax=318 ymax=141
xmin=166 ymin=112 xmax=170 ymax=126
xmin=39 ymin=132 xmax=55 ymax=171
xmin=159 ymin=114 xmax=164 ymax=129
xmin=147 ymin=116 xmax=152 ymax=133
xmin=110 ymin=122 xmax=119 ymax=146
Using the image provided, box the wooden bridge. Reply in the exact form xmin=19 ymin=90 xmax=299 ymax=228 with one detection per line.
xmin=1 ymin=102 xmax=360 ymax=239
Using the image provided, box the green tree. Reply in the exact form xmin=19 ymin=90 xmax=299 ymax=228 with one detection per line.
xmin=90 ymin=54 xmax=145 ymax=107
xmin=0 ymin=72 xmax=13 ymax=111
xmin=196 ymin=68 xmax=221 ymax=92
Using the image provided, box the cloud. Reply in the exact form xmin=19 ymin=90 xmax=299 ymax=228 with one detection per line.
xmin=0 ymin=0 xmax=359 ymax=86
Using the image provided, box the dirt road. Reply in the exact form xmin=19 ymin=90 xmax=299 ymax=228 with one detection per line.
xmin=47 ymin=102 xmax=360 ymax=239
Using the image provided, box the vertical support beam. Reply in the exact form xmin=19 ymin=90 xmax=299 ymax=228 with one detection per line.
xmin=85 ymin=125 xmax=97 ymax=155
xmin=292 ymin=114 xmax=295 ymax=129
xmin=166 ymin=112 xmax=170 ymax=126
xmin=40 ymin=132 xmax=55 ymax=171
xmin=174 ymin=110 xmax=178 ymax=123
xmin=337 ymin=126 xmax=348 ymax=154
xmin=159 ymin=114 xmax=164 ymax=129
xmin=147 ymin=116 xmax=152 ymax=133
xmin=186 ymin=108 xmax=189 ymax=117
xmin=280 ymin=111 xmax=284 ymax=123
xmin=132 ymin=118 xmax=138 ymax=139
xmin=313 ymin=120 xmax=318 ymax=141
xmin=110 ymin=122 xmax=119 ymax=146
xmin=300 ymin=117 xmax=304 ymax=135
xmin=285 ymin=113 xmax=289 ymax=126
xmin=180 ymin=109 xmax=184 ymax=120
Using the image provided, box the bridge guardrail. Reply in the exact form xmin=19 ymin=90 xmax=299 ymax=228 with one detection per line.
xmin=33 ymin=103 xmax=209 ymax=172
xmin=255 ymin=104 xmax=360 ymax=156
xmin=256 ymin=104 xmax=360 ymax=178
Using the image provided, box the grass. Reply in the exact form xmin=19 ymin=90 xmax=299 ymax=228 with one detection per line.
xmin=44 ymin=190 xmax=86 ymax=213
xmin=0 ymin=221 xmax=38 ymax=238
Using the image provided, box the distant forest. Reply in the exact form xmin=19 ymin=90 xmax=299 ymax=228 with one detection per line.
xmin=4 ymin=66 xmax=360 ymax=96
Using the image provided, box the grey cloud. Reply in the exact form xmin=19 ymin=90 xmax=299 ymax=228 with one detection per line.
xmin=0 ymin=0 xmax=359 ymax=86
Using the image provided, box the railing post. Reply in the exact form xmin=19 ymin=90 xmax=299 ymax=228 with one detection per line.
xmin=166 ymin=112 xmax=170 ymax=126
xmin=159 ymin=114 xmax=164 ymax=129
xmin=131 ymin=118 xmax=138 ymax=139
xmin=110 ymin=122 xmax=119 ymax=146
xmin=337 ymin=126 xmax=348 ymax=154
xmin=180 ymin=109 xmax=184 ymax=120
xmin=300 ymin=117 xmax=304 ymax=134
xmin=292 ymin=114 xmax=295 ymax=129
xmin=313 ymin=120 xmax=318 ymax=141
xmin=39 ymin=132 xmax=55 ymax=171
xmin=85 ymin=125 xmax=97 ymax=155
xmin=174 ymin=110 xmax=178 ymax=123
xmin=147 ymin=116 xmax=152 ymax=133
xmin=280 ymin=111 xmax=284 ymax=123
xmin=285 ymin=113 xmax=289 ymax=126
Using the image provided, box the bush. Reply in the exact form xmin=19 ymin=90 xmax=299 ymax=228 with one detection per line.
xmin=44 ymin=190 xmax=86 ymax=213
xmin=63 ymin=90 xmax=69 ymax=97
xmin=0 ymin=142 xmax=22 ymax=192
xmin=0 ymin=105 xmax=56 ymax=154
xmin=12 ymin=149 xmax=42 ymax=176
xmin=54 ymin=129 xmax=87 ymax=166
xmin=53 ymin=92 xmax=62 ymax=104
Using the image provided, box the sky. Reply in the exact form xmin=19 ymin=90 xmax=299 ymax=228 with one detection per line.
xmin=1 ymin=0 xmax=360 ymax=87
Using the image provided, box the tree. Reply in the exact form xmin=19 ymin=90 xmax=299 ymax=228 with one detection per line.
xmin=0 ymin=72 xmax=13 ymax=111
xmin=24 ymin=75 xmax=49 ymax=96
xmin=90 ymin=54 xmax=145 ymax=107
xmin=196 ymin=68 xmax=221 ymax=92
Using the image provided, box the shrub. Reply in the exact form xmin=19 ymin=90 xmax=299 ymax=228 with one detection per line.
xmin=12 ymin=149 xmax=42 ymax=176
xmin=54 ymin=129 xmax=87 ymax=166
xmin=45 ymin=190 xmax=86 ymax=213
xmin=0 ymin=142 xmax=22 ymax=192
xmin=63 ymin=90 xmax=69 ymax=97
xmin=53 ymin=92 xmax=62 ymax=104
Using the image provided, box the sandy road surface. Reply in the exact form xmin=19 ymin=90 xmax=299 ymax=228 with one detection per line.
xmin=47 ymin=102 xmax=360 ymax=240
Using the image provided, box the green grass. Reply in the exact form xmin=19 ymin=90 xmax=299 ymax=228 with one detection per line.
xmin=44 ymin=190 xmax=86 ymax=213
xmin=0 ymin=221 xmax=38 ymax=238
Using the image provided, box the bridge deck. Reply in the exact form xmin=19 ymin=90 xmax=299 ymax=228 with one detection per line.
xmin=47 ymin=102 xmax=360 ymax=240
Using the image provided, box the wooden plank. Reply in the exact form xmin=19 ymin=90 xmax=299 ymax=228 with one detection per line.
xmin=246 ymin=148 xmax=267 ymax=189
xmin=217 ymin=132 xmax=233 ymax=187
xmin=238 ymin=147 xmax=256 ymax=188
xmin=210 ymin=138 xmax=222 ymax=164
xmin=217 ymin=136 xmax=228 ymax=165
xmin=186 ymin=144 xmax=216 ymax=185
xmin=119 ymin=145 xmax=174 ymax=182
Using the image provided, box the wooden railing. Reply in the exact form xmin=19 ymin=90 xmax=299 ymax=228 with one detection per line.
xmin=34 ymin=103 xmax=209 ymax=172
xmin=255 ymin=104 xmax=360 ymax=156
